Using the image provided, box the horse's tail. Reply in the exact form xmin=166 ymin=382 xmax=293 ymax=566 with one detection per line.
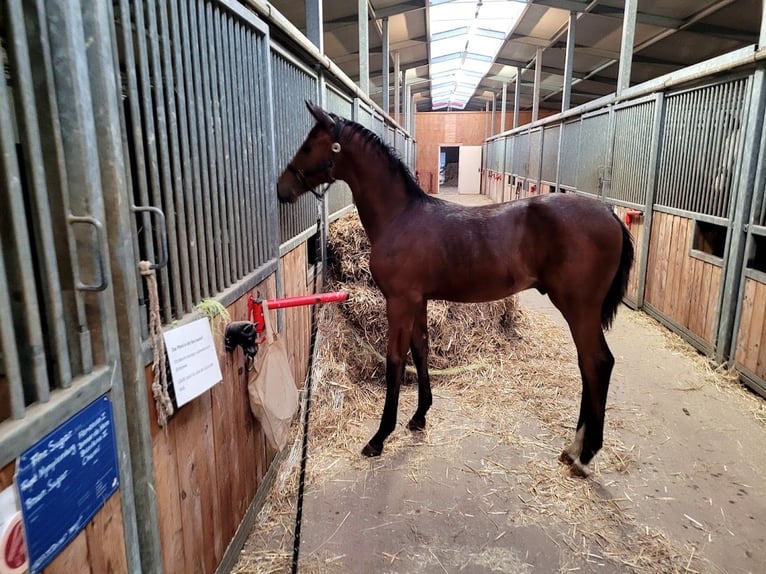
xmin=601 ymin=214 xmax=635 ymax=330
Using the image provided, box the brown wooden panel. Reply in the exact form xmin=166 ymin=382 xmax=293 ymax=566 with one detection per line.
xmin=675 ymin=219 xmax=693 ymax=329
xmin=705 ymin=265 xmax=722 ymax=342
xmin=756 ymin=283 xmax=766 ymax=378
xmin=0 ymin=461 xmax=14 ymax=491
xmin=687 ymin=257 xmax=705 ymax=337
xmin=86 ymin=492 xmax=128 ymax=574
xmin=735 ymin=278 xmax=761 ymax=370
xmin=45 ymin=529 xmax=90 ymax=574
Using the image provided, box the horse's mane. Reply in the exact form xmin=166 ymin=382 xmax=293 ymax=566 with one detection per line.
xmin=334 ymin=116 xmax=434 ymax=202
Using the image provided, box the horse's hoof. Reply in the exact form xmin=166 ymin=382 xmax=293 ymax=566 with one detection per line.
xmin=407 ymin=417 xmax=426 ymax=432
xmin=362 ymin=442 xmax=383 ymax=457
xmin=568 ymin=459 xmax=591 ymax=478
xmin=559 ymin=450 xmax=575 ymax=466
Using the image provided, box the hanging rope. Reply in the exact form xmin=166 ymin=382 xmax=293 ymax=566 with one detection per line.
xmin=139 ymin=260 xmax=174 ymax=426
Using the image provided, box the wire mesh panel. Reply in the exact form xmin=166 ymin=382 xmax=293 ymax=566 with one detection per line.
xmin=116 ymin=0 xmax=276 ymax=322
xmin=559 ymin=119 xmax=580 ymax=188
xmin=504 ymin=135 xmax=514 ymax=174
xmin=270 ymin=47 xmax=320 ymax=243
xmin=324 ymin=85 xmax=354 ymax=217
xmin=373 ymin=113 xmax=386 ymax=139
xmin=357 ymin=102 xmax=374 ymax=130
xmin=576 ymin=111 xmax=610 ymax=196
xmin=609 ymin=100 xmax=656 ymax=206
xmin=0 ymin=0 xmax=120 ymax=459
xmin=528 ymin=128 xmax=542 ymax=182
xmin=656 ymin=76 xmax=750 ymax=218
xmin=490 ymin=138 xmax=504 ymax=172
xmin=512 ymin=131 xmax=530 ymax=176
xmin=541 ymin=125 xmax=560 ymax=183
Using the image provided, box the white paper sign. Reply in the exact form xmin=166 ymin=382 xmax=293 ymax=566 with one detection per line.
xmin=163 ymin=318 xmax=223 ymax=407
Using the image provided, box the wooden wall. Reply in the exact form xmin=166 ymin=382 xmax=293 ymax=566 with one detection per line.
xmin=0 ymin=408 xmax=128 ymax=573
xmin=644 ymin=212 xmax=722 ymax=345
xmin=280 ymin=245 xmax=316 ymax=387
xmin=149 ymin=275 xmax=278 ymax=574
xmin=734 ymin=277 xmax=766 ymax=380
xmin=612 ymin=206 xmax=646 ymax=304
xmin=415 ymin=110 xmax=538 ymax=194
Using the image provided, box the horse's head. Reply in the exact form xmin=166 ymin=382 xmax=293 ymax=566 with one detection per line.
xmin=277 ymin=101 xmax=343 ymax=203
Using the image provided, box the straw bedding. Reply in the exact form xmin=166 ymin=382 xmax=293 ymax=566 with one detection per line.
xmin=234 ymin=213 xmax=708 ymax=574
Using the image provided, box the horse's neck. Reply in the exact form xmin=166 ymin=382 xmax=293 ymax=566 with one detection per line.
xmin=339 ymin=150 xmax=409 ymax=244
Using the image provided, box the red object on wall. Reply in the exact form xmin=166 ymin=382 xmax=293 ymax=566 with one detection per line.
xmin=248 ymin=292 xmax=349 ymax=341
xmin=625 ymin=210 xmax=643 ymax=226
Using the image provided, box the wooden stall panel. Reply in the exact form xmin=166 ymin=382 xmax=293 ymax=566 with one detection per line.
xmin=644 ymin=212 xmax=722 ymax=345
xmin=149 ymin=276 xmax=276 ymax=574
xmin=734 ymin=278 xmax=766 ymax=379
xmin=612 ymin=206 xmax=644 ymax=304
xmin=280 ymin=245 xmax=316 ymax=387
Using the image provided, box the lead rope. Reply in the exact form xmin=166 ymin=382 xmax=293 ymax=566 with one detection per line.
xmin=139 ymin=260 xmax=174 ymax=426
xmin=291 ymin=209 xmax=323 ymax=573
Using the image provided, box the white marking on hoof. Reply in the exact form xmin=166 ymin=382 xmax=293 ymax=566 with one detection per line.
xmin=564 ymin=425 xmax=586 ymax=461
xmin=569 ymin=457 xmax=591 ymax=478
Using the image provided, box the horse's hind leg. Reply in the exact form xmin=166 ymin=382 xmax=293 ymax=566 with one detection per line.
xmin=407 ymin=302 xmax=431 ymax=432
xmin=362 ymin=297 xmax=416 ymax=457
xmin=558 ymin=308 xmax=614 ymax=477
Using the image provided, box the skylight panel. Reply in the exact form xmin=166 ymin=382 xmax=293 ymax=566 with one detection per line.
xmin=428 ymin=0 xmax=527 ymax=110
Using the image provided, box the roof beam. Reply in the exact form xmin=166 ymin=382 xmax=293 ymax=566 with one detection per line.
xmin=530 ymin=0 xmax=682 ymax=29
xmin=373 ymin=0 xmax=426 ymax=20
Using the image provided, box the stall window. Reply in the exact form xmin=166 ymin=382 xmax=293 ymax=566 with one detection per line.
xmin=692 ymin=220 xmax=727 ymax=259
xmin=747 ymin=234 xmax=766 ymax=273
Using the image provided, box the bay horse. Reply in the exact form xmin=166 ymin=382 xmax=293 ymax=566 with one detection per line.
xmin=277 ymin=101 xmax=634 ymax=477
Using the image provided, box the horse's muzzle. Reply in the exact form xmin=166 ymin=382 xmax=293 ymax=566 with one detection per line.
xmin=276 ymin=182 xmax=298 ymax=204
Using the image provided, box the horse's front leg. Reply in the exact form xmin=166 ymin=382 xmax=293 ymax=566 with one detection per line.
xmin=407 ymin=301 xmax=431 ymax=432
xmin=362 ymin=297 xmax=416 ymax=457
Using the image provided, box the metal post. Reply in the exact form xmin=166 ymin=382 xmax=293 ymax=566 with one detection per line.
xmin=485 ymin=101 xmax=490 ymax=139
xmin=358 ymin=0 xmax=369 ymax=95
xmin=306 ymin=0 xmax=323 ymax=52
xmin=760 ymin=0 xmax=766 ymax=48
xmin=637 ymin=93 xmax=666 ymax=308
xmin=500 ymin=81 xmax=507 ymax=133
xmin=394 ymin=50 xmax=400 ymax=124
xmin=617 ymin=0 xmax=638 ymax=95
xmin=533 ymin=47 xmax=542 ymax=122
xmin=491 ymin=93 xmax=496 ymax=135
xmin=514 ymin=69 xmax=520 ymax=128
xmin=562 ymin=12 xmax=576 ymax=112
xmin=716 ymin=68 xmax=766 ymax=362
xmin=381 ymin=17 xmax=389 ymax=115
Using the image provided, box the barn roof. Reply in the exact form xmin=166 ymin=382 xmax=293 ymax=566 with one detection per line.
xmin=266 ymin=0 xmax=762 ymax=113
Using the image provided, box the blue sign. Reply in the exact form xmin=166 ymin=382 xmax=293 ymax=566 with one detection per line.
xmin=16 ymin=396 xmax=120 ymax=573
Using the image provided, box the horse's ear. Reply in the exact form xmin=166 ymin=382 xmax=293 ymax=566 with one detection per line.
xmin=305 ymin=100 xmax=335 ymax=129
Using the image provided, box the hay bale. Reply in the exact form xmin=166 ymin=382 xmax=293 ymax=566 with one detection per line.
xmin=327 ymin=213 xmax=519 ymax=379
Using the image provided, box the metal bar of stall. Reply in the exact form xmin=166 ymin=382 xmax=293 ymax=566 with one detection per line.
xmin=709 ymin=82 xmax=732 ymax=218
xmin=679 ymin=89 xmax=698 ymax=213
xmin=636 ymin=92 xmax=665 ymax=308
xmin=47 ymin=0 xmax=117 ymax=376
xmin=235 ymin=25 xmax=256 ymax=273
xmin=157 ymin=2 xmax=191 ymax=317
xmin=212 ymin=5 xmax=233 ymax=286
xmin=221 ymin=13 xmax=241 ymax=281
xmin=189 ymin=0 xmax=217 ymax=296
xmin=716 ymin=68 xmax=766 ymax=362
xmin=115 ymin=0 xmax=152 ymax=337
xmin=82 ymin=0 xmax=151 ymax=569
xmin=249 ymin=34 xmax=268 ymax=265
xmin=196 ymin=0 xmax=225 ymax=293
xmin=165 ymin=0 xmax=197 ymax=313
xmin=6 ymin=0 xmax=72 ymax=388
xmin=216 ymin=9 xmax=240 ymax=282
xmin=137 ymin=0 xmax=176 ymax=323
xmin=225 ymin=16 xmax=245 ymax=279
xmin=720 ymin=80 xmax=749 ymax=220
xmin=222 ymin=16 xmax=245 ymax=280
xmin=0 ymin=252 xmax=24 ymax=419
xmin=696 ymin=84 xmax=718 ymax=216
xmin=233 ymin=23 xmax=254 ymax=274
xmin=179 ymin=0 xmax=209 ymax=299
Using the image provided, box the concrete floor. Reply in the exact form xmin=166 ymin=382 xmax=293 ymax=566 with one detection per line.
xmin=288 ymin=194 xmax=766 ymax=574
